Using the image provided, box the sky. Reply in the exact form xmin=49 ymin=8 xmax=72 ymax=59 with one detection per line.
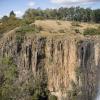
xmin=0 ymin=0 xmax=100 ymax=18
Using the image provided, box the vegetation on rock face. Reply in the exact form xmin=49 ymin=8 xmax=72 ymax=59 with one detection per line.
xmin=48 ymin=95 xmax=58 ymax=100
xmin=15 ymin=24 xmax=42 ymax=45
xmin=0 ymin=56 xmax=18 ymax=100
xmin=70 ymin=81 xmax=79 ymax=100
xmin=0 ymin=56 xmax=50 ymax=100
xmin=31 ymin=71 xmax=49 ymax=100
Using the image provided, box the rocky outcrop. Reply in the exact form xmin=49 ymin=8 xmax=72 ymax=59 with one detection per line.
xmin=0 ymin=33 xmax=100 ymax=100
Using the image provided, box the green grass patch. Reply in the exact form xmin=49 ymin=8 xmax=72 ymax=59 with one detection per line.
xmin=83 ymin=27 xmax=100 ymax=35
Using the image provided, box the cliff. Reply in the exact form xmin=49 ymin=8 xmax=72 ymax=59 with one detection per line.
xmin=0 ymin=28 xmax=100 ymax=100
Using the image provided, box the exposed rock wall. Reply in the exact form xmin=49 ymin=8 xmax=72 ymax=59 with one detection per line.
xmin=0 ymin=34 xmax=100 ymax=100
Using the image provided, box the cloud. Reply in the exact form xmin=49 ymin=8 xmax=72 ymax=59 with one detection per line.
xmin=50 ymin=0 xmax=100 ymax=5
xmin=14 ymin=11 xmax=24 ymax=17
xmin=28 ymin=1 xmax=35 ymax=8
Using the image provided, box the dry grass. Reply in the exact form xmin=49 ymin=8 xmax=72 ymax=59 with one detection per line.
xmin=0 ymin=23 xmax=2 ymax=25
xmin=35 ymin=20 xmax=71 ymax=34
xmin=0 ymin=20 xmax=99 ymax=42
xmin=34 ymin=20 xmax=99 ymax=35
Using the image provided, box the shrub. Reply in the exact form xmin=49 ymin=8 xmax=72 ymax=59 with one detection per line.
xmin=35 ymin=16 xmax=44 ymax=20
xmin=48 ymin=95 xmax=58 ymax=100
xmin=74 ymin=29 xmax=80 ymax=33
xmin=32 ymin=91 xmax=40 ymax=100
xmin=16 ymin=25 xmax=34 ymax=33
xmin=16 ymin=33 xmax=24 ymax=44
xmin=67 ymin=90 xmax=77 ymax=100
xmin=67 ymin=81 xmax=78 ymax=100
xmin=22 ymin=19 xmax=34 ymax=26
xmin=31 ymin=68 xmax=48 ymax=100
xmin=16 ymin=25 xmax=41 ymax=34
xmin=16 ymin=25 xmax=41 ymax=44
xmin=0 ymin=56 xmax=18 ymax=99
xmin=0 ymin=17 xmax=22 ymax=34
xmin=71 ymin=22 xmax=81 ymax=27
xmin=83 ymin=28 xmax=99 ymax=35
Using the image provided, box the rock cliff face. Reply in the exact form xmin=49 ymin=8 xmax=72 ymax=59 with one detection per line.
xmin=0 ymin=32 xmax=100 ymax=100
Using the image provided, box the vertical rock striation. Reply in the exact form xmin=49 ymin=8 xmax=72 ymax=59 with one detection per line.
xmin=0 ymin=34 xmax=100 ymax=100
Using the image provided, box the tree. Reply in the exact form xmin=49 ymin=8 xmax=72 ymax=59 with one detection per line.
xmin=10 ymin=11 xmax=16 ymax=18
xmin=94 ymin=9 xmax=100 ymax=23
xmin=1 ymin=16 xmax=9 ymax=22
xmin=22 ymin=7 xmax=100 ymax=23
xmin=23 ymin=9 xmax=35 ymax=24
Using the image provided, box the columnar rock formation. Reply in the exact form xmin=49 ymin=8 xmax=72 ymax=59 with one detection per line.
xmin=0 ymin=33 xmax=100 ymax=100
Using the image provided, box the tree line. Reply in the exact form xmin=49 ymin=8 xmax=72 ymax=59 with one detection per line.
xmin=1 ymin=7 xmax=100 ymax=24
xmin=23 ymin=7 xmax=100 ymax=23
xmin=0 ymin=7 xmax=100 ymax=35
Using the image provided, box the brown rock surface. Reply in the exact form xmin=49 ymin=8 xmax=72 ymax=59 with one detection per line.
xmin=0 ymin=28 xmax=100 ymax=100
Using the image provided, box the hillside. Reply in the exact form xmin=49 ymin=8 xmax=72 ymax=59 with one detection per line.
xmin=1 ymin=20 xmax=99 ymax=38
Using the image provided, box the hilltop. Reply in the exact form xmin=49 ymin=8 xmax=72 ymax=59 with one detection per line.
xmin=0 ymin=20 xmax=99 ymax=43
xmin=35 ymin=20 xmax=99 ymax=34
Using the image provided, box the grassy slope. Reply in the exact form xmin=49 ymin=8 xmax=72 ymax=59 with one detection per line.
xmin=34 ymin=20 xmax=99 ymax=35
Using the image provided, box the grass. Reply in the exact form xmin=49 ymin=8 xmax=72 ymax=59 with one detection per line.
xmin=35 ymin=20 xmax=99 ymax=35
xmin=0 ymin=20 xmax=99 ymax=41
xmin=15 ymin=24 xmax=43 ymax=44
xmin=83 ymin=27 xmax=100 ymax=35
xmin=16 ymin=25 xmax=39 ymax=34
xmin=71 ymin=22 xmax=81 ymax=27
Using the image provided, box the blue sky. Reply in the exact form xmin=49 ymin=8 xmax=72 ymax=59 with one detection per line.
xmin=0 ymin=0 xmax=100 ymax=18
